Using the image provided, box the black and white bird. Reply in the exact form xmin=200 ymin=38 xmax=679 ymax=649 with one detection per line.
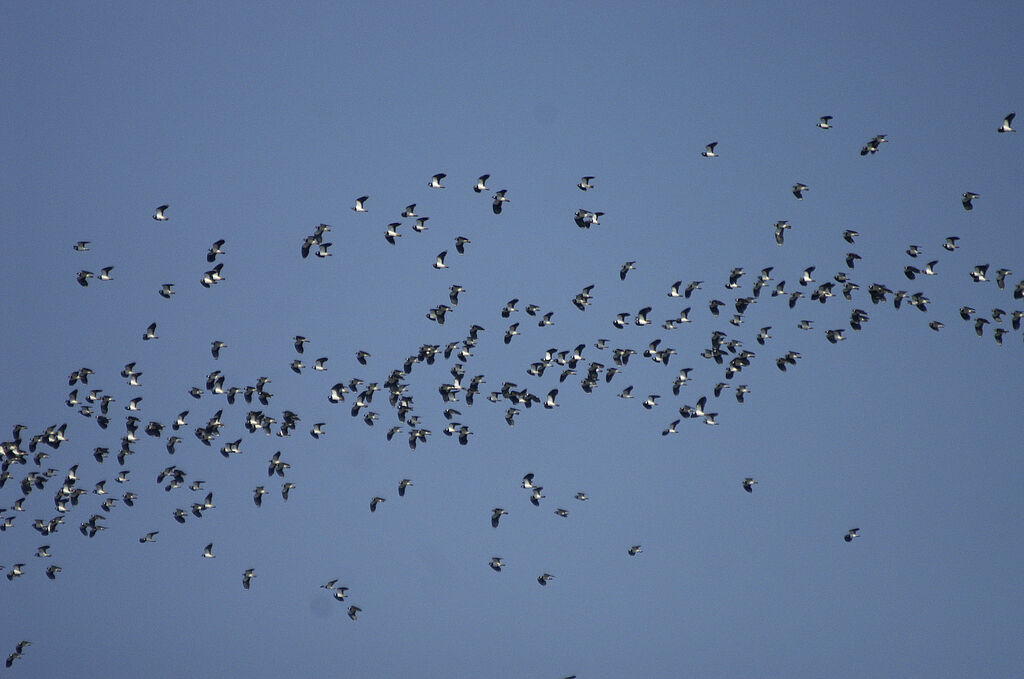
xmin=816 ymin=115 xmax=833 ymax=129
xmin=153 ymin=204 xmax=169 ymax=221
xmin=577 ymin=176 xmax=595 ymax=191
xmin=792 ymin=183 xmax=808 ymax=200
xmin=473 ymin=174 xmax=490 ymax=193
xmin=860 ymin=134 xmax=888 ymax=155
xmin=352 ymin=195 xmax=369 ymax=212
xmin=433 ymin=251 xmax=449 ymax=270
xmin=962 ymin=192 xmax=980 ymax=210
xmin=701 ymin=142 xmax=718 ymax=157
xmin=844 ymin=528 xmax=860 ymax=543
xmin=774 ymin=221 xmax=791 ymax=245
xmin=743 ymin=478 xmax=757 ymax=493
xmin=429 ymin=173 xmax=447 ymax=189
xmin=997 ymin=112 xmax=1015 ymax=133
xmin=492 ymin=189 xmax=509 ymax=214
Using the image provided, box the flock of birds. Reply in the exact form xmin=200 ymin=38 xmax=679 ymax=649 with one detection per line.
xmin=1 ymin=111 xmax=1019 ymax=672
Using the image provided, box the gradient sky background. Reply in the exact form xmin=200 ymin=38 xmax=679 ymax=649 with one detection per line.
xmin=2 ymin=2 xmax=1022 ymax=677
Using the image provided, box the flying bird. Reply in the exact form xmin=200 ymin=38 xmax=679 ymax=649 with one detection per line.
xmin=997 ymin=112 xmax=1015 ymax=133
xmin=701 ymin=142 xmax=718 ymax=157
xmin=429 ymin=173 xmax=447 ymax=188
xmin=492 ymin=189 xmax=509 ymax=214
xmin=352 ymin=195 xmax=369 ymax=212
xmin=153 ymin=204 xmax=169 ymax=221
xmin=816 ymin=115 xmax=833 ymax=129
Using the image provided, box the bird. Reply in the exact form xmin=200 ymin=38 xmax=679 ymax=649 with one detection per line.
xmin=401 ymin=204 xmax=417 ymax=218
xmin=210 ymin=340 xmax=226 ymax=359
xmin=73 ymin=240 xmax=90 ymax=251
xmin=860 ymin=134 xmax=887 ymax=155
xmin=503 ymin=323 xmax=520 ymax=344
xmin=153 ymin=204 xmax=169 ymax=221
xmin=701 ymin=142 xmax=718 ymax=157
xmin=142 ymin=322 xmax=158 ymax=340
xmin=816 ymin=115 xmax=833 ymax=129
xmin=76 ymin=270 xmax=95 ymax=286
xmin=206 ymin=239 xmax=226 ymax=262
xmin=139 ymin=531 xmax=158 ymax=543
xmin=844 ymin=528 xmax=860 ymax=542
xmin=352 ymin=195 xmax=369 ymax=212
xmin=620 ymin=261 xmax=636 ymax=280
xmin=537 ymin=573 xmax=555 ymax=586
xmin=522 ymin=473 xmax=537 ymax=489
xmin=554 ymin=508 xmax=569 ymax=518
xmin=369 ymin=496 xmax=386 ymax=512
xmin=159 ymin=284 xmax=175 ymax=299
xmin=202 ymin=543 xmax=215 ymax=558
xmin=792 ymin=183 xmax=808 ymax=200
xmin=433 ymin=251 xmax=448 ymax=269
xmin=543 ymin=389 xmax=559 ymax=409
xmin=997 ymin=112 xmax=1015 ymax=133
xmin=348 ymin=605 xmax=362 ymax=620
xmin=962 ymin=192 xmax=980 ymax=210
xmin=628 ymin=545 xmax=642 ymax=556
xmin=743 ymin=478 xmax=757 ymax=493
xmin=774 ymin=221 xmax=791 ymax=245
xmin=398 ymin=479 xmax=412 ymax=497
xmin=242 ymin=568 xmax=255 ymax=589
xmin=454 ymin=236 xmax=471 ymax=254
xmin=577 ymin=176 xmax=595 ymax=190
xmin=970 ymin=264 xmax=990 ymax=282
xmin=473 ymin=174 xmax=490 ymax=192
xmin=491 ymin=507 xmax=508 ymax=528
xmin=492 ymin=189 xmax=510 ymax=214
xmin=384 ymin=223 xmax=401 ymax=244
xmin=489 ymin=557 xmax=505 ymax=572
xmin=843 ymin=230 xmax=859 ymax=244
xmin=943 ymin=236 xmax=960 ymax=251
xmin=429 ymin=173 xmax=447 ymax=188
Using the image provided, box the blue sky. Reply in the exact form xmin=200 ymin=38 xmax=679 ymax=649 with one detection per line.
xmin=1 ymin=2 xmax=1022 ymax=677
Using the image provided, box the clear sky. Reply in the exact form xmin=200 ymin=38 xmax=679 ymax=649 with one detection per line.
xmin=1 ymin=2 xmax=1022 ymax=677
